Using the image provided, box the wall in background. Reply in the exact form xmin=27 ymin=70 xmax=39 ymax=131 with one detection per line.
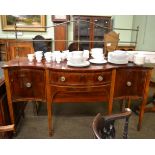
xmin=0 ymin=15 xmax=134 ymax=49
xmin=0 ymin=15 xmax=54 ymax=39
xmin=132 ymin=15 xmax=155 ymax=51
xmin=112 ymin=15 xmax=134 ymax=44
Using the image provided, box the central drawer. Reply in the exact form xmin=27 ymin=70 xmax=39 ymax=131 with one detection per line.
xmin=50 ymin=70 xmax=112 ymax=86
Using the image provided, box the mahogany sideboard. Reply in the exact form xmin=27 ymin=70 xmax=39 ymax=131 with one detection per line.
xmin=2 ymin=58 xmax=153 ymax=136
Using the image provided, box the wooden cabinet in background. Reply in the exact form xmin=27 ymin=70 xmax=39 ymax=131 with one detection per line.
xmin=0 ymin=40 xmax=8 ymax=61
xmin=0 ymin=39 xmax=52 ymax=61
xmin=0 ymin=39 xmax=34 ymax=61
xmin=8 ymin=42 xmax=34 ymax=60
xmin=54 ymin=24 xmax=68 ymax=51
xmin=73 ymin=15 xmax=112 ymax=50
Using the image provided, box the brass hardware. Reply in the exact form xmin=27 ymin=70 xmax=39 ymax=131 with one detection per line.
xmin=60 ymin=76 xmax=65 ymax=82
xmin=126 ymin=81 xmax=132 ymax=87
xmin=98 ymin=75 xmax=103 ymax=81
xmin=25 ymin=82 xmax=32 ymax=88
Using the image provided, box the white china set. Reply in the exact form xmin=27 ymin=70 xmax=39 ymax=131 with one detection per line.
xmin=27 ymin=48 xmax=155 ymax=66
xmin=108 ymin=50 xmax=151 ymax=65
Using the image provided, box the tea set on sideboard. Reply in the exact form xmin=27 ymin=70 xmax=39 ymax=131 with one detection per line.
xmin=27 ymin=48 xmax=155 ymax=67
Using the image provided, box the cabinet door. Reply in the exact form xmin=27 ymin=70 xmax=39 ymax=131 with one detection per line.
xmin=93 ymin=17 xmax=111 ymax=48
xmin=114 ymin=69 xmax=148 ymax=98
xmin=9 ymin=69 xmax=45 ymax=100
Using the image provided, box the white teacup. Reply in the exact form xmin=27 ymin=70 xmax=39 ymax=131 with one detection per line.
xmin=70 ymin=56 xmax=84 ymax=64
xmin=91 ymin=48 xmax=104 ymax=60
xmin=83 ymin=50 xmax=89 ymax=60
xmin=72 ymin=51 xmax=83 ymax=57
xmin=70 ymin=51 xmax=84 ymax=64
xmin=45 ymin=57 xmax=52 ymax=63
xmin=36 ymin=56 xmax=42 ymax=63
xmin=91 ymin=48 xmax=103 ymax=55
xmin=44 ymin=52 xmax=52 ymax=58
xmin=27 ymin=54 xmax=34 ymax=62
xmin=66 ymin=52 xmax=73 ymax=61
xmin=134 ymin=54 xmax=145 ymax=65
xmin=35 ymin=51 xmax=43 ymax=55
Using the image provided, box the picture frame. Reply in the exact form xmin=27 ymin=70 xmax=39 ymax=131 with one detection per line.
xmin=1 ymin=15 xmax=46 ymax=32
xmin=52 ymin=15 xmax=70 ymax=23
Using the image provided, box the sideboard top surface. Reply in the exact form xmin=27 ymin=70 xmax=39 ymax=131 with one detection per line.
xmin=1 ymin=57 xmax=153 ymax=72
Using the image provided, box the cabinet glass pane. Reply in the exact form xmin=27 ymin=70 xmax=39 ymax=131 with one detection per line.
xmin=74 ymin=16 xmax=91 ymax=50
xmin=93 ymin=18 xmax=110 ymax=48
xmin=0 ymin=43 xmax=7 ymax=61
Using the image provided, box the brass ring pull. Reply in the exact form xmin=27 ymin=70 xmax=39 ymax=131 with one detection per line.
xmin=126 ymin=81 xmax=132 ymax=87
xmin=98 ymin=75 xmax=103 ymax=81
xmin=60 ymin=76 xmax=66 ymax=82
xmin=25 ymin=82 xmax=32 ymax=88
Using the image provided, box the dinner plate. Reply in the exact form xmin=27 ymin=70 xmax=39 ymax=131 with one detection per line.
xmin=67 ymin=61 xmax=90 ymax=67
xmin=89 ymin=59 xmax=107 ymax=64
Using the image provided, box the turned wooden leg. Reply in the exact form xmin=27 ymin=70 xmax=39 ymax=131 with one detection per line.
xmin=138 ymin=69 xmax=152 ymax=131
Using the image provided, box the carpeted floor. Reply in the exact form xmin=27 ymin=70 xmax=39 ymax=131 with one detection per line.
xmin=13 ymin=98 xmax=155 ymax=139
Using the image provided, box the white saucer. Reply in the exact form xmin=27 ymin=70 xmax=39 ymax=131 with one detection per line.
xmin=108 ymin=58 xmax=128 ymax=65
xmin=89 ymin=59 xmax=107 ymax=64
xmin=67 ymin=61 xmax=90 ymax=67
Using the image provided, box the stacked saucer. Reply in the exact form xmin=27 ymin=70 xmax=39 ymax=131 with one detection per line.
xmin=108 ymin=50 xmax=129 ymax=64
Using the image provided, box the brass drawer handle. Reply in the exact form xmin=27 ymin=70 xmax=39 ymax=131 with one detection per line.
xmin=60 ymin=76 xmax=66 ymax=82
xmin=126 ymin=81 xmax=132 ymax=87
xmin=98 ymin=75 xmax=103 ymax=81
xmin=25 ymin=82 xmax=32 ymax=88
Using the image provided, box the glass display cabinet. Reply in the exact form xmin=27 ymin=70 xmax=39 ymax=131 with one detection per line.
xmin=73 ymin=16 xmax=112 ymax=50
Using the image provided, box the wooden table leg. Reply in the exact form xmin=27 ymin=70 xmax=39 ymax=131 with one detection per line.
xmin=108 ymin=69 xmax=116 ymax=114
xmin=4 ymin=69 xmax=16 ymax=134
xmin=137 ymin=70 xmax=152 ymax=131
xmin=47 ymin=100 xmax=53 ymax=136
xmin=45 ymin=69 xmax=53 ymax=136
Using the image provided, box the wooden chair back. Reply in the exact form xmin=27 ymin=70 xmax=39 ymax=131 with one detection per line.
xmin=92 ymin=108 xmax=132 ymax=139
xmin=104 ymin=31 xmax=119 ymax=56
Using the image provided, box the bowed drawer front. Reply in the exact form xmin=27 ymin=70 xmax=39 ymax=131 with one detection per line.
xmin=50 ymin=70 xmax=112 ymax=86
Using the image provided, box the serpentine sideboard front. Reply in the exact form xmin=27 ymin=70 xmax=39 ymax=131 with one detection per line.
xmin=2 ymin=58 xmax=153 ymax=136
